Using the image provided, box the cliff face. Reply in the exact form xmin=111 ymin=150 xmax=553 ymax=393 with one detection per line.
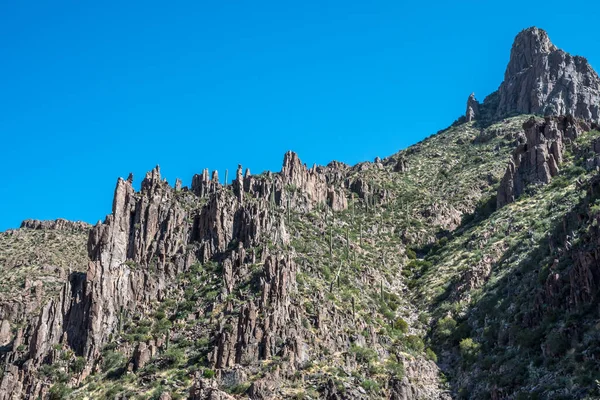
xmin=1 ymin=149 xmax=452 ymax=399
xmin=497 ymin=115 xmax=590 ymax=207
xmin=496 ymin=28 xmax=600 ymax=120
xmin=467 ymin=27 xmax=600 ymax=122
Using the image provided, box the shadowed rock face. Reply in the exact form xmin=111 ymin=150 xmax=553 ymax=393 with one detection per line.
xmin=467 ymin=27 xmax=600 ymax=122
xmin=497 ymin=115 xmax=590 ymax=207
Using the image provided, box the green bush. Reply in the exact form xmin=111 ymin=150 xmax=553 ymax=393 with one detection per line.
xmin=360 ymin=379 xmax=380 ymax=393
xmin=452 ymin=321 xmax=471 ymax=342
xmin=404 ymin=335 xmax=425 ymax=353
xmin=162 ymin=348 xmax=185 ymax=368
xmin=226 ymin=383 xmax=251 ymax=395
xmin=102 ymin=350 xmax=126 ymax=373
xmin=385 ymin=356 xmax=405 ymax=379
xmin=394 ymin=318 xmax=409 ymax=333
xmin=426 ymin=348 xmax=438 ymax=362
xmin=70 ymin=356 xmax=86 ymax=373
xmin=544 ymin=331 xmax=568 ymax=356
xmin=203 ymin=369 xmax=216 ymax=379
xmin=153 ymin=318 xmax=172 ymax=335
xmin=436 ymin=316 xmax=457 ymax=338
xmin=459 ymin=338 xmax=480 ymax=362
xmin=350 ymin=344 xmax=377 ymax=364
xmin=105 ymin=384 xmax=125 ymax=399
xmin=48 ymin=383 xmax=71 ymax=400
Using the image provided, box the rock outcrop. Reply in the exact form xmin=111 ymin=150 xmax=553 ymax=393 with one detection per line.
xmin=0 ymin=150 xmax=360 ymax=399
xmin=465 ymin=93 xmax=479 ymax=122
xmin=391 ymin=355 xmax=452 ymax=400
xmin=497 ymin=115 xmax=588 ymax=207
xmin=20 ymin=219 xmax=91 ymax=232
xmin=394 ymin=156 xmax=409 ymax=172
xmin=495 ymin=28 xmax=600 ymax=120
xmin=190 ymin=378 xmax=236 ymax=400
xmin=468 ymin=27 xmax=600 ymax=122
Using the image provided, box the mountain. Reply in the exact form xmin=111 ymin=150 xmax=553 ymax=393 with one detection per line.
xmin=468 ymin=27 xmax=600 ymax=123
xmin=1 ymin=27 xmax=600 ymax=399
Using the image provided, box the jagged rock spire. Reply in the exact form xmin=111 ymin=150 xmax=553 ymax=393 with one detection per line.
xmin=493 ymin=27 xmax=600 ymax=121
xmin=465 ymin=93 xmax=479 ymax=122
xmin=141 ymin=165 xmax=161 ymax=192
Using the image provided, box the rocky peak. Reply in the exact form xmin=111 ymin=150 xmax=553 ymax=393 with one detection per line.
xmin=466 ymin=27 xmax=600 ymax=122
xmin=141 ymin=165 xmax=162 ymax=192
xmin=281 ymin=151 xmax=304 ymax=186
xmin=504 ymin=27 xmax=557 ymax=78
xmin=279 ymin=151 xmax=348 ymax=211
xmin=491 ymin=27 xmax=600 ymax=120
xmin=191 ymin=168 xmax=221 ymax=197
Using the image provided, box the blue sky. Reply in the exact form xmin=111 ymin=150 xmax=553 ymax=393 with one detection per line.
xmin=2 ymin=1 xmax=600 ymax=230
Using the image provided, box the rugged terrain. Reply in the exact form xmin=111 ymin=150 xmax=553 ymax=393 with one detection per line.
xmin=2 ymin=27 xmax=600 ymax=399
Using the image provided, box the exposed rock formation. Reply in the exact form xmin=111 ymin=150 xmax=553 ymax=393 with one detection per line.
xmin=190 ymin=378 xmax=235 ymax=400
xmin=0 ymin=273 xmax=88 ymax=399
xmin=20 ymin=219 xmax=91 ymax=232
xmin=465 ymin=93 xmax=479 ymax=122
xmin=212 ymin=254 xmax=305 ymax=369
xmin=497 ymin=115 xmax=588 ymax=207
xmin=192 ymin=168 xmax=222 ymax=198
xmin=391 ymin=355 xmax=452 ymax=400
xmin=465 ymin=27 xmax=600 ymax=123
xmin=495 ymin=28 xmax=600 ymax=120
xmin=394 ymin=156 xmax=409 ymax=172
xmin=0 ymin=150 xmax=365 ymax=399
xmin=280 ymin=151 xmax=348 ymax=211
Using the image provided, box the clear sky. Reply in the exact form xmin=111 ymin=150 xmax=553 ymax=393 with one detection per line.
xmin=2 ymin=1 xmax=600 ymax=231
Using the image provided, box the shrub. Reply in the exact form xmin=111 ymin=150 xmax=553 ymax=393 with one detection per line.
xmin=452 ymin=321 xmax=471 ymax=342
xmin=70 ymin=356 xmax=86 ymax=373
xmin=385 ymin=356 xmax=405 ymax=379
xmin=227 ymin=383 xmax=251 ymax=395
xmin=153 ymin=318 xmax=172 ymax=335
xmin=545 ymin=331 xmax=569 ymax=356
xmin=406 ymin=249 xmax=417 ymax=260
xmin=350 ymin=344 xmax=377 ymax=364
xmin=105 ymin=384 xmax=125 ymax=399
xmin=360 ymin=379 xmax=380 ymax=393
xmin=394 ymin=318 xmax=409 ymax=333
xmin=459 ymin=338 xmax=480 ymax=362
xmin=162 ymin=348 xmax=185 ymax=368
xmin=436 ymin=316 xmax=457 ymax=338
xmin=426 ymin=348 xmax=438 ymax=362
xmin=102 ymin=350 xmax=126 ymax=373
xmin=203 ymin=369 xmax=216 ymax=379
xmin=404 ymin=335 xmax=425 ymax=353
xmin=48 ymin=383 xmax=71 ymax=400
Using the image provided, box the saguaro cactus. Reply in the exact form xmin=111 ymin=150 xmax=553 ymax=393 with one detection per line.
xmin=329 ymin=222 xmax=333 ymax=256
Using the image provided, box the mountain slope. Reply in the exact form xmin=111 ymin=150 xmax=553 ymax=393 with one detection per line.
xmin=2 ymin=27 xmax=600 ymax=400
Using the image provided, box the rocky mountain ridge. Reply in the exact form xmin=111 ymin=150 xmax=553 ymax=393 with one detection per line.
xmin=2 ymin=26 xmax=600 ymax=399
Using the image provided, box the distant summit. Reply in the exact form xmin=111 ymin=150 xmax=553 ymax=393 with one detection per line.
xmin=468 ymin=27 xmax=600 ymax=122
